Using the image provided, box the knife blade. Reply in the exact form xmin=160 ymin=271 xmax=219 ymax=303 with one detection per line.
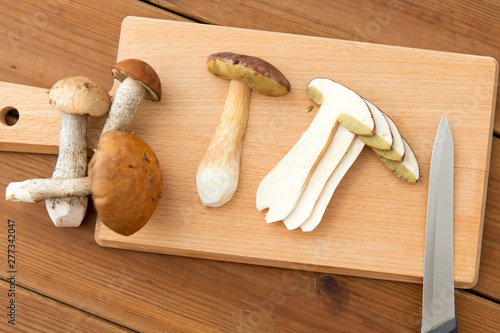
xmin=421 ymin=116 xmax=457 ymax=333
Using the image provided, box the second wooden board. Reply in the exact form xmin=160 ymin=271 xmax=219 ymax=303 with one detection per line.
xmin=57 ymin=17 xmax=499 ymax=286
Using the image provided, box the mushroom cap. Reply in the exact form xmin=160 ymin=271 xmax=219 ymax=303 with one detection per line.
xmin=207 ymin=52 xmax=291 ymax=97
xmin=49 ymin=76 xmax=111 ymax=117
xmin=111 ymin=59 xmax=162 ymax=101
xmin=88 ymin=131 xmax=163 ymax=236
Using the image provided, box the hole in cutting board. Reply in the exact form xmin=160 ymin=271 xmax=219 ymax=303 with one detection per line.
xmin=0 ymin=107 xmax=19 ymax=126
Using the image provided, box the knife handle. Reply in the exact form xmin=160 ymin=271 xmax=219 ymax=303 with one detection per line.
xmin=428 ymin=317 xmax=457 ymax=333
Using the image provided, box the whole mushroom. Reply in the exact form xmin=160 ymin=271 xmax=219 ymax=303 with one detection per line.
xmin=89 ymin=130 xmax=163 ymax=236
xmin=101 ymin=59 xmax=162 ymax=135
xmin=46 ymin=76 xmax=111 ymax=227
xmin=196 ymin=52 xmax=290 ymax=207
xmin=5 ymin=131 xmax=163 ymax=236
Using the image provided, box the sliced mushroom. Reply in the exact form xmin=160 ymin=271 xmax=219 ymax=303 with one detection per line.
xmin=353 ymin=100 xmax=393 ymax=150
xmin=101 ymin=59 xmax=162 ymax=135
xmin=256 ymin=78 xmax=374 ymax=223
xmin=283 ymin=125 xmax=356 ymax=230
xmin=46 ymin=76 xmax=110 ymax=227
xmin=300 ymin=136 xmax=366 ymax=232
xmin=372 ymin=112 xmax=405 ymax=161
xmin=376 ymin=137 xmax=420 ymax=183
xmin=197 ymin=52 xmax=290 ymax=207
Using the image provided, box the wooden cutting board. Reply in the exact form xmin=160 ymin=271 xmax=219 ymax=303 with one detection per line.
xmin=1 ymin=17 xmax=497 ymax=287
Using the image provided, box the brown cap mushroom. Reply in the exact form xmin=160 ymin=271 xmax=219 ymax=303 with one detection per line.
xmin=111 ymin=58 xmax=162 ymax=101
xmin=196 ymin=52 xmax=290 ymax=207
xmin=88 ymin=130 xmax=163 ymax=236
xmin=45 ymin=76 xmax=111 ymax=227
xmin=101 ymin=59 xmax=162 ymax=135
xmin=207 ymin=52 xmax=290 ymax=97
xmin=49 ymin=76 xmax=112 ymax=116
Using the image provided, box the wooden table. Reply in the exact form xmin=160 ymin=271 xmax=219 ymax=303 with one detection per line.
xmin=1 ymin=1 xmax=500 ymax=332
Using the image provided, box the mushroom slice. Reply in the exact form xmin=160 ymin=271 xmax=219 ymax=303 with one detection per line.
xmin=256 ymin=78 xmax=374 ymax=223
xmin=372 ymin=112 xmax=405 ymax=161
xmin=376 ymin=137 xmax=420 ymax=183
xmin=283 ymin=125 xmax=355 ymax=230
xmin=300 ymin=136 xmax=366 ymax=232
xmin=352 ymin=100 xmax=393 ymax=150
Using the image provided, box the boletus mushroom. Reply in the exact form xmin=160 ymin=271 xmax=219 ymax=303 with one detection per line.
xmin=196 ymin=52 xmax=290 ymax=207
xmin=89 ymin=130 xmax=163 ymax=236
xmin=46 ymin=76 xmax=111 ymax=227
xmin=101 ymin=59 xmax=162 ymax=135
xmin=6 ymin=131 xmax=162 ymax=236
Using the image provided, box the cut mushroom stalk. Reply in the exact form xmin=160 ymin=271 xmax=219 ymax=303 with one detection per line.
xmin=300 ymin=136 xmax=366 ymax=232
xmin=197 ymin=52 xmax=290 ymax=207
xmin=6 ymin=178 xmax=91 ymax=203
xmin=46 ymin=76 xmax=110 ymax=227
xmin=101 ymin=59 xmax=162 ymax=135
xmin=283 ymin=126 xmax=355 ymax=230
xmin=257 ymin=78 xmax=374 ymax=223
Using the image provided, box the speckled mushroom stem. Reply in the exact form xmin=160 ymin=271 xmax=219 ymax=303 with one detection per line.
xmin=6 ymin=177 xmax=91 ymax=203
xmin=45 ymin=113 xmax=89 ymax=227
xmin=101 ymin=77 xmax=146 ymax=135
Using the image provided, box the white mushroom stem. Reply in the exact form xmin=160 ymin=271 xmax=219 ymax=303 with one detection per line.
xmin=6 ymin=177 xmax=91 ymax=203
xmin=101 ymin=77 xmax=146 ymax=134
xmin=45 ymin=113 xmax=88 ymax=227
xmin=300 ymin=137 xmax=366 ymax=232
xmin=283 ymin=126 xmax=356 ymax=230
xmin=196 ymin=79 xmax=251 ymax=207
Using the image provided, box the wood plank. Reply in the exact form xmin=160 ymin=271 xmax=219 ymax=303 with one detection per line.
xmin=0 ymin=1 xmax=498 ymax=332
xmin=473 ymin=136 xmax=500 ymax=301
xmin=0 ymin=0 xmax=189 ymax=92
xmin=1 ymin=17 xmax=494 ymax=285
xmin=1 ymin=194 xmax=500 ymax=332
xmin=88 ymin=17 xmax=495 ymax=286
xmin=147 ymin=0 xmax=500 ymax=134
xmin=0 ymin=280 xmax=131 ymax=332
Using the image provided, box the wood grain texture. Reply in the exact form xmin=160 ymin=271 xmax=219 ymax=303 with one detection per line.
xmin=0 ymin=1 xmax=499 ymax=332
xmin=0 ymin=0 xmax=189 ymax=92
xmin=473 ymin=138 xmax=500 ymax=301
xmin=0 ymin=82 xmax=105 ymax=154
xmin=148 ymin=0 xmax=500 ymax=135
xmin=0 ymin=280 xmax=132 ymax=332
xmin=87 ymin=17 xmax=498 ymax=286
xmin=2 ymin=181 xmax=500 ymax=332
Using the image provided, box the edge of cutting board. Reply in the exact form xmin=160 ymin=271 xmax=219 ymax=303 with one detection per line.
xmin=88 ymin=17 xmax=498 ymax=287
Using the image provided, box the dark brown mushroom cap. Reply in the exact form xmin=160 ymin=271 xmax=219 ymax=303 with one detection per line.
xmin=207 ymin=52 xmax=291 ymax=97
xmin=49 ymin=76 xmax=111 ymax=117
xmin=88 ymin=131 xmax=163 ymax=236
xmin=111 ymin=59 xmax=162 ymax=101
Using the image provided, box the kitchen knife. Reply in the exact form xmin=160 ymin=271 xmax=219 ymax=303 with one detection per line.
xmin=421 ymin=116 xmax=457 ymax=333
